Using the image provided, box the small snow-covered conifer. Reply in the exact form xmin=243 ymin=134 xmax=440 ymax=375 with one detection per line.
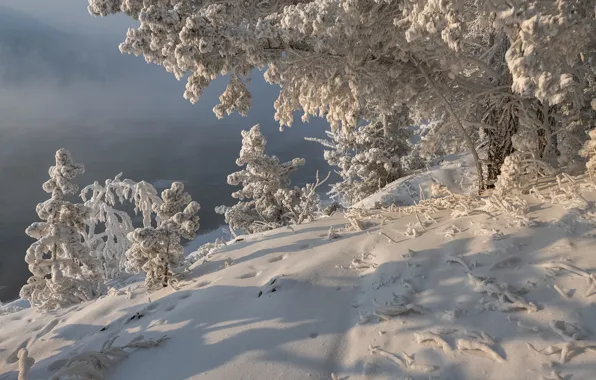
xmin=81 ymin=174 xmax=162 ymax=279
xmin=125 ymin=182 xmax=200 ymax=289
xmin=20 ymin=149 xmax=102 ymax=311
xmin=217 ymin=125 xmax=307 ymax=234
xmin=307 ymin=111 xmax=414 ymax=205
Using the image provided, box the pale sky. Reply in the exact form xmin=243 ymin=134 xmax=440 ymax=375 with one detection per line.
xmin=2 ymin=0 xmax=134 ymax=39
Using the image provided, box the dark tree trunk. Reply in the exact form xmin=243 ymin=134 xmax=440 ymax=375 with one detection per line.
xmin=536 ymin=103 xmax=559 ymax=159
xmin=483 ymin=102 xmax=518 ymax=188
xmin=482 ymin=32 xmax=517 ymax=189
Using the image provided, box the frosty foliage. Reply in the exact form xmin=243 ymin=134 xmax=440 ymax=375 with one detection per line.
xmin=307 ymin=110 xmax=415 ymax=205
xmin=125 ymin=182 xmax=200 ymax=289
xmin=217 ymin=125 xmax=324 ymax=234
xmin=580 ymin=129 xmax=596 ymax=184
xmin=87 ymin=0 xmax=596 ymax=191
xmin=20 ymin=149 xmax=102 ymax=311
xmin=398 ymin=182 xmax=534 ymax=229
xmin=185 ymin=237 xmax=227 ymax=267
xmin=80 ymin=174 xmax=162 ymax=279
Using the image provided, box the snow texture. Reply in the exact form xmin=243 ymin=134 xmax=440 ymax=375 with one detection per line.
xmin=4 ymin=155 xmax=596 ymax=380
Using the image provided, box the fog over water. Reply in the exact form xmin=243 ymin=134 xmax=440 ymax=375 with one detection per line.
xmin=0 ymin=2 xmax=331 ymax=301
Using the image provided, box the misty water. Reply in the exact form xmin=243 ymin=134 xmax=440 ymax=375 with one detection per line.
xmin=0 ymin=4 xmax=331 ymax=302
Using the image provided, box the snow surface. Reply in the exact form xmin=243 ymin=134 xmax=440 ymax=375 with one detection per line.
xmin=353 ymin=154 xmax=476 ymax=209
xmin=2 ymin=158 xmax=596 ymax=380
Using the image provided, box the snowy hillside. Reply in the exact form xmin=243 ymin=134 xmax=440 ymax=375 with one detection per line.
xmin=2 ymin=159 xmax=596 ymax=380
xmin=352 ymin=154 xmax=477 ymax=209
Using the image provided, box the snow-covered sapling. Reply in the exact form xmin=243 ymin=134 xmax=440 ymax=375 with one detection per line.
xmin=216 ymin=125 xmax=308 ymax=234
xmin=20 ymin=149 xmax=102 ymax=311
xmin=125 ymin=182 xmax=200 ymax=289
xmin=81 ymin=174 xmax=162 ymax=279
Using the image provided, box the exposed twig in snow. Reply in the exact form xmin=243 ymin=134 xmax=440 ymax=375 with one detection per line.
xmin=402 ymin=249 xmax=416 ymax=259
xmin=369 ymin=345 xmax=407 ymax=368
xmin=586 ymin=275 xmax=596 ymax=297
xmin=347 ymin=217 xmax=365 ymax=231
xmin=456 ymin=339 xmax=505 ymax=363
xmin=541 ymin=262 xmax=595 ymax=296
xmin=369 ymin=346 xmax=438 ymax=373
xmin=379 ymin=231 xmax=397 ymax=243
xmin=549 ymin=320 xmax=586 ymax=341
xmin=540 ymin=262 xmax=590 ymax=278
xmin=443 ymin=224 xmax=462 ymax=238
xmin=349 ymin=258 xmax=378 ymax=270
xmin=489 ymin=256 xmax=521 ymax=271
xmin=414 ymin=211 xmax=426 ymax=231
xmin=553 ymin=284 xmax=571 ymax=298
xmin=414 ymin=331 xmax=451 ymax=352
xmin=17 ymin=349 xmax=35 ymax=380
xmin=468 ymin=273 xmax=538 ymax=312
xmin=446 ymin=255 xmax=472 ymax=272
xmin=464 ymin=330 xmax=496 ymax=345
xmin=527 ymin=341 xmax=596 ymax=364
xmin=373 ymin=298 xmax=424 ymax=318
xmin=327 ymin=227 xmax=341 ymax=240
xmin=433 ymin=327 xmax=459 ymax=335
xmin=402 ymin=223 xmax=421 ymax=238
xmin=49 ymin=335 xmax=169 ymax=380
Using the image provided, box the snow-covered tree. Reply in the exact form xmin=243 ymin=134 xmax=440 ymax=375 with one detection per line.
xmin=125 ymin=182 xmax=200 ymax=289
xmin=274 ymin=170 xmax=330 ymax=225
xmin=80 ymin=174 xmax=162 ymax=279
xmin=20 ymin=149 xmax=102 ymax=311
xmin=88 ymin=0 xmax=596 ymax=190
xmin=307 ymin=111 xmax=415 ymax=205
xmin=216 ymin=124 xmax=325 ymax=234
xmin=86 ymin=0 xmax=494 ymax=190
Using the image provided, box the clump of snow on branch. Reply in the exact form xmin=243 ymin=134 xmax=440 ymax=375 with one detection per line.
xmin=217 ymin=125 xmax=325 ymax=234
xmin=80 ymin=174 xmax=162 ymax=279
xmin=125 ymin=182 xmax=200 ymax=289
xmin=20 ymin=149 xmax=103 ymax=311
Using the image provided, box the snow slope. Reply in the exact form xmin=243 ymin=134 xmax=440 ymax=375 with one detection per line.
xmin=2 ymin=173 xmax=596 ymax=379
xmin=352 ymin=154 xmax=476 ymax=209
